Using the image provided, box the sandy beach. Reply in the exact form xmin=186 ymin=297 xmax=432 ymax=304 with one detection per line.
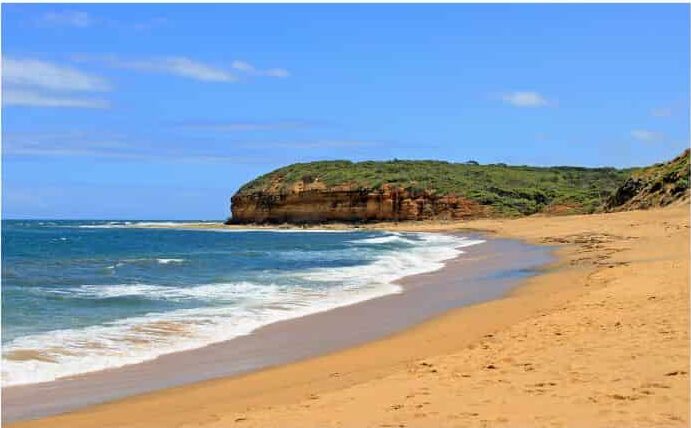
xmin=8 ymin=204 xmax=689 ymax=428
xmin=3 ymin=235 xmax=552 ymax=422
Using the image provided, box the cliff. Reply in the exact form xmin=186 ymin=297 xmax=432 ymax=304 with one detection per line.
xmin=231 ymin=183 xmax=490 ymax=224
xmin=604 ymin=149 xmax=690 ymax=211
xmin=229 ymin=160 xmax=632 ymax=224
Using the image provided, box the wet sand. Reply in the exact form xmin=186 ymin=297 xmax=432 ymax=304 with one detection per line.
xmin=3 ymin=235 xmax=553 ymax=422
xmin=7 ymin=205 xmax=689 ymax=428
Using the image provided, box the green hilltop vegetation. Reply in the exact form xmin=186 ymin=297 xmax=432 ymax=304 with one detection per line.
xmin=236 ymin=159 xmax=637 ymax=216
xmin=605 ymin=149 xmax=690 ymax=211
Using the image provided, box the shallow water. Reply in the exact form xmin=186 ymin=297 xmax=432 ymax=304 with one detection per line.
xmin=1 ymin=220 xmax=483 ymax=386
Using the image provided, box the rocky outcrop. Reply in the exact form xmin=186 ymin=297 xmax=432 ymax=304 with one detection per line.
xmin=230 ymin=184 xmax=489 ymax=224
xmin=604 ymin=150 xmax=689 ymax=211
xmin=228 ymin=155 xmax=684 ymax=225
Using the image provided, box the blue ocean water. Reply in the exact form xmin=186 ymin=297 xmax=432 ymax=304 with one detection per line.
xmin=1 ymin=220 xmax=483 ymax=386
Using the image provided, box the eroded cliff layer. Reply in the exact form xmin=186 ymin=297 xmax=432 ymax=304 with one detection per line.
xmin=231 ymin=184 xmax=489 ymax=224
xmin=228 ymin=159 xmax=637 ymax=224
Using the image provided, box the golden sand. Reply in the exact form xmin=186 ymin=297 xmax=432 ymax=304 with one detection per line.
xmin=3 ymin=350 xmax=58 ymax=364
xmin=10 ymin=205 xmax=689 ymax=428
xmin=129 ymin=321 xmax=192 ymax=336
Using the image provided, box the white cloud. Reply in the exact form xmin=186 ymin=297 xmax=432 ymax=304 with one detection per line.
xmin=93 ymin=56 xmax=236 ymax=82
xmin=3 ymin=131 xmax=149 ymax=158
xmin=130 ymin=17 xmax=168 ymax=31
xmin=230 ymin=60 xmax=255 ymax=73
xmin=631 ymin=129 xmax=663 ymax=142
xmin=75 ymin=55 xmax=289 ymax=83
xmin=3 ymin=90 xmax=109 ymax=109
xmin=35 ymin=10 xmax=167 ymax=32
xmin=3 ymin=58 xmax=110 ymax=92
xmin=3 ymin=130 xmax=377 ymax=161
xmin=274 ymin=140 xmax=373 ymax=149
xmin=237 ymin=140 xmax=377 ymax=149
xmin=500 ymin=91 xmax=551 ymax=108
xmin=38 ymin=10 xmax=93 ymax=28
xmin=3 ymin=58 xmax=111 ymax=109
xmin=2 ymin=130 xmax=266 ymax=162
xmin=155 ymin=57 xmax=238 ymax=82
xmin=178 ymin=121 xmax=309 ymax=132
xmin=650 ymin=107 xmax=673 ymax=118
xmin=231 ymin=60 xmax=289 ymax=78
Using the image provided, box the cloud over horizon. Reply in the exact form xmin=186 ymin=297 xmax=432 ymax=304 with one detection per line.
xmin=100 ymin=56 xmax=237 ymax=82
xmin=176 ymin=120 xmax=311 ymax=132
xmin=231 ymin=61 xmax=290 ymax=78
xmin=36 ymin=10 xmax=93 ymax=28
xmin=2 ymin=54 xmax=288 ymax=109
xmin=651 ymin=107 xmax=673 ymax=118
xmin=631 ymin=129 xmax=664 ymax=143
xmin=2 ymin=57 xmax=111 ymax=108
xmin=81 ymin=55 xmax=289 ymax=83
xmin=3 ymin=90 xmax=109 ymax=109
xmin=3 ymin=58 xmax=110 ymax=92
xmin=500 ymin=91 xmax=552 ymax=108
xmin=2 ymin=129 xmax=374 ymax=161
xmin=34 ymin=9 xmax=168 ymax=32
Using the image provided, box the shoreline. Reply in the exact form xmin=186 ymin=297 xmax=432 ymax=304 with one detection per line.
xmin=87 ymin=219 xmax=502 ymax=233
xmin=1 ymin=230 xmax=479 ymax=389
xmin=3 ymin=233 xmax=553 ymax=422
xmin=7 ymin=206 xmax=689 ymax=427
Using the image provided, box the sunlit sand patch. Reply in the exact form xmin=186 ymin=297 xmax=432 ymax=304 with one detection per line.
xmin=45 ymin=347 xmax=79 ymax=357
xmin=121 ymin=321 xmax=194 ymax=345
xmin=4 ymin=346 xmax=81 ymax=362
xmin=130 ymin=321 xmax=192 ymax=337
xmin=71 ymin=340 xmax=110 ymax=350
xmin=4 ymin=350 xmax=58 ymax=363
xmin=120 ymin=336 xmax=152 ymax=345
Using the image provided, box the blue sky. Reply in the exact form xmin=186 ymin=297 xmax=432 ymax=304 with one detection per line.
xmin=2 ymin=4 xmax=689 ymax=219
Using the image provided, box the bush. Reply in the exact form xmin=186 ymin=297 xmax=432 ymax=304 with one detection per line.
xmin=236 ymin=159 xmax=635 ymax=215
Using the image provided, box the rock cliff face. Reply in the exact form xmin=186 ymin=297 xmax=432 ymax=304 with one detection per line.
xmin=227 ymin=158 xmax=638 ymax=224
xmin=230 ymin=183 xmax=489 ymax=224
xmin=605 ymin=149 xmax=689 ymax=211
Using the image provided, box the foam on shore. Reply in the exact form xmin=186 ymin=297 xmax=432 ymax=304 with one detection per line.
xmin=2 ymin=232 xmax=483 ymax=386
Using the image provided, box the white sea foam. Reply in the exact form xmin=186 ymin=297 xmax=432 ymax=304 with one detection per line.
xmin=2 ymin=233 xmax=483 ymax=386
xmin=348 ymin=232 xmax=413 ymax=245
xmin=105 ymin=262 xmax=125 ymax=270
xmin=104 ymin=258 xmax=186 ymax=270
xmin=156 ymin=258 xmax=185 ymax=264
xmin=165 ymin=227 xmax=352 ymax=234
xmin=78 ymin=221 xmax=183 ymax=229
xmin=1 ymin=282 xmax=397 ymax=386
xmin=304 ymin=233 xmax=484 ymax=287
xmin=130 ymin=222 xmax=190 ymax=227
xmin=48 ymin=282 xmax=274 ymax=302
xmin=76 ymin=221 xmax=351 ymax=233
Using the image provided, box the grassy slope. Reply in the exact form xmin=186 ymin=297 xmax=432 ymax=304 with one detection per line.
xmin=605 ymin=149 xmax=690 ymax=210
xmin=236 ymin=160 xmax=634 ymax=216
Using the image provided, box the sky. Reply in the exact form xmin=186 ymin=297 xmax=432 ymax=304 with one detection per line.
xmin=2 ymin=4 xmax=689 ymax=219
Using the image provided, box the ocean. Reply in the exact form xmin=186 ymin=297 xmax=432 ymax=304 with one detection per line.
xmin=1 ymin=220 xmax=484 ymax=386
